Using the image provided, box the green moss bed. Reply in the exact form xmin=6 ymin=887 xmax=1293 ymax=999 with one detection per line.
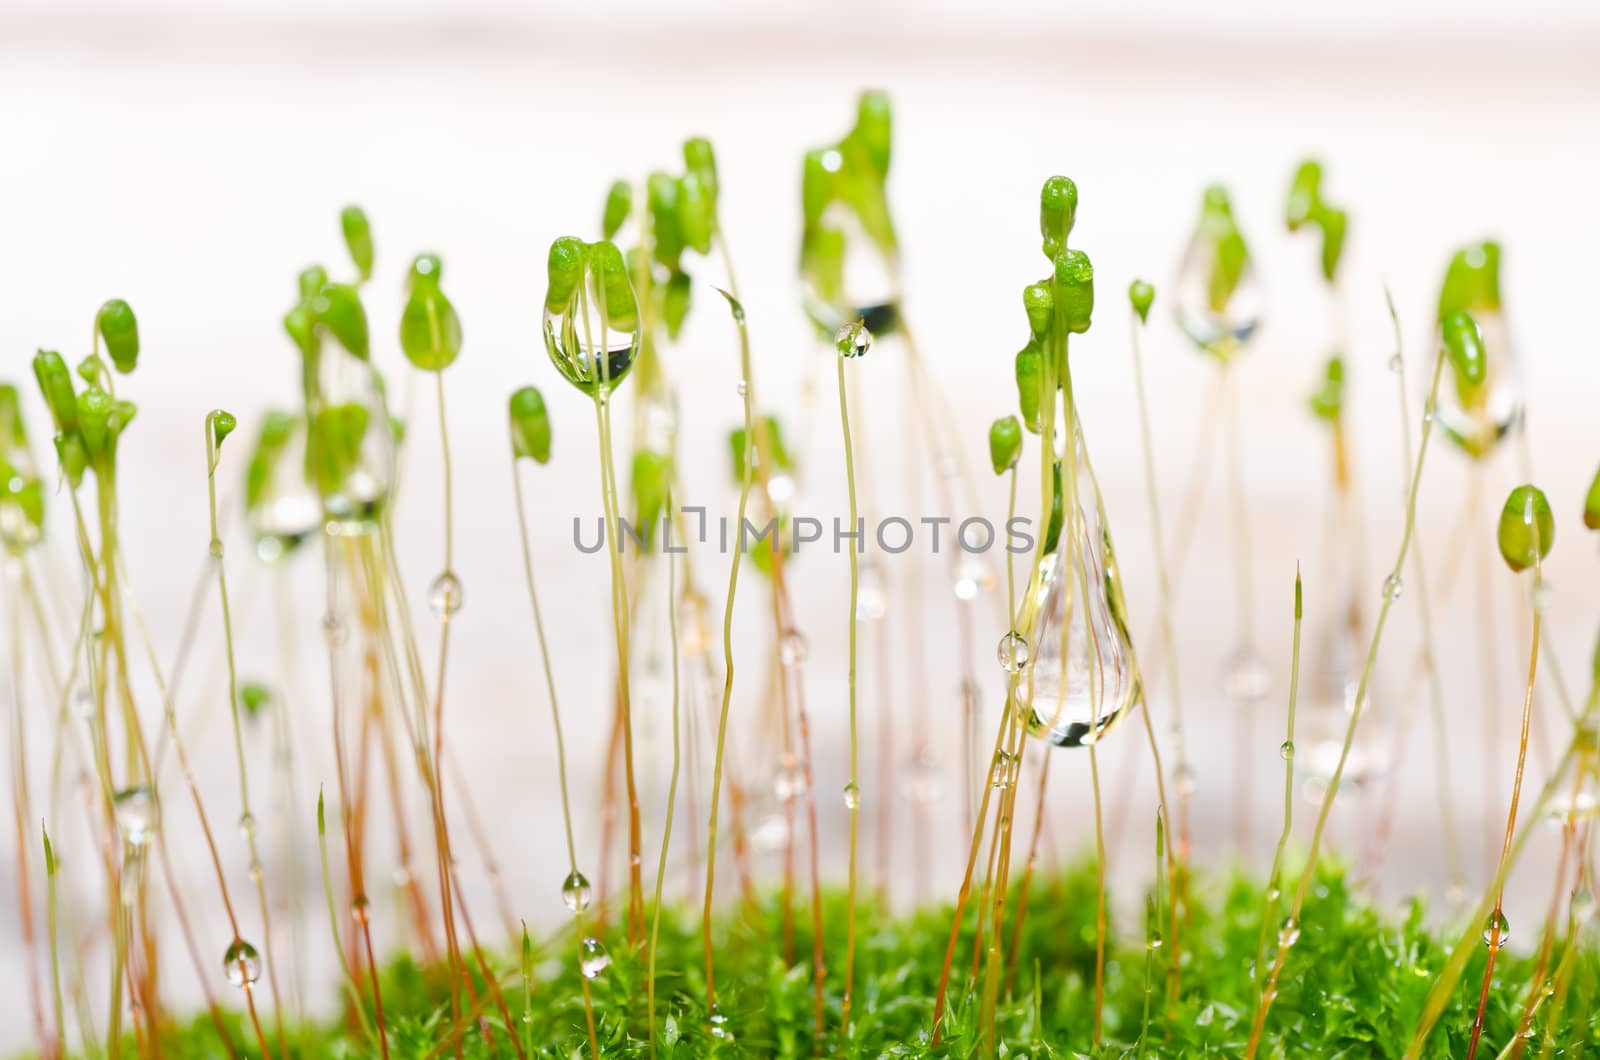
xmin=26 ymin=862 xmax=1599 ymax=1058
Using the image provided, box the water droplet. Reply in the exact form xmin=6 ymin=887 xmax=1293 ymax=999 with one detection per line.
xmin=352 ymin=895 xmax=371 ymax=925
xmin=766 ymin=472 xmax=796 ymax=505
xmin=952 ymin=558 xmax=993 ymax=602
xmin=1173 ymin=191 xmax=1264 ymax=359
xmin=1266 ymin=886 xmax=1282 ymax=902
xmin=842 ymin=782 xmax=861 ymax=810
xmin=834 ymin=321 xmax=874 ymax=359
xmin=112 ymin=786 xmax=158 ymax=847
xmin=751 ymin=813 xmax=791 ymax=852
xmin=1279 ymin=740 xmax=1295 ymax=761
xmin=429 ymin=570 xmax=464 ymax=619
xmin=773 ymin=756 xmax=808 ymax=802
xmin=1572 ymin=888 xmax=1597 ymax=925
xmin=1173 ymin=761 xmax=1198 ymax=797
xmin=990 ymin=751 xmax=1015 ymax=790
xmin=1278 ymin=916 xmax=1301 ymax=947
xmin=709 ymin=1004 xmax=735 ymax=1040
xmin=900 ymin=749 xmax=946 ymax=806
xmin=247 ymin=858 xmax=263 ymax=883
xmin=856 ymin=563 xmax=887 ymax=620
xmin=1382 ymin=573 xmax=1402 ymax=601
xmin=223 ymin=938 xmax=261 ymax=987
xmin=71 ymin=686 xmax=95 ymax=720
xmin=1531 ymin=581 xmax=1552 ymax=614
xmin=997 ymin=631 xmax=1030 ymax=673
xmin=1148 ymin=932 xmax=1164 ymax=950
xmin=1482 ymin=910 xmax=1510 ymax=947
xmin=579 ymin=937 xmax=610 ymax=979
xmin=735 ymin=379 xmax=749 ymax=398
xmin=322 ymin=612 xmax=348 ymax=647
xmin=238 ymin=812 xmax=256 ymax=839
xmin=1388 ymin=352 xmax=1402 ymax=373
xmin=779 ymin=629 xmax=808 ymax=667
xmin=1432 ymin=308 xmax=1522 ymax=459
xmin=1222 ymin=650 xmax=1270 ymax=703
xmin=561 ymin=871 xmax=593 ymax=913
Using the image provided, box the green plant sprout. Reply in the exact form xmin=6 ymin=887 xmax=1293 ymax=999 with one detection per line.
xmin=10 ymin=95 xmax=1600 ymax=1060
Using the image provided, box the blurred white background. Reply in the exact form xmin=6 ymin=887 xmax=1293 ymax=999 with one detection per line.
xmin=3 ymin=0 xmax=1599 ymax=1048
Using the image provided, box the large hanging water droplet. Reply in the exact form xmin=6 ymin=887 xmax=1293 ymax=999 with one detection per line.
xmin=561 ymin=870 xmax=593 ymax=913
xmin=429 ymin=570 xmax=464 ymax=619
xmin=1017 ymin=495 xmax=1140 ymax=748
xmin=801 ymin=199 xmax=899 ymax=338
xmin=1173 ymin=188 xmax=1264 ymax=360
xmin=245 ymin=413 xmax=322 ymax=562
xmin=543 ymin=272 xmax=641 ymax=397
xmin=842 ymin=782 xmax=861 ymax=810
xmin=1435 ymin=308 xmax=1523 ymax=460
xmin=223 ymin=938 xmax=262 ymax=987
xmin=1482 ymin=910 xmax=1510 ymax=947
xmin=579 ymin=937 xmax=610 ymax=979
xmin=113 ymin=786 xmax=158 ymax=848
xmin=311 ymin=343 xmax=394 ymax=536
xmin=997 ymin=632 xmax=1030 ymax=674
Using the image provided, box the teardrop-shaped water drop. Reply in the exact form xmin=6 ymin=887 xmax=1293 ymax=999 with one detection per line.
xmin=1017 ymin=493 xmax=1139 ymax=748
xmin=561 ymin=870 xmax=593 ymax=913
xmin=1173 ymin=187 xmax=1264 ymax=360
xmin=1382 ymin=573 xmax=1402 ymax=601
xmin=801 ymin=197 xmax=899 ymax=338
xmin=579 ymin=937 xmax=610 ymax=979
xmin=842 ymin=782 xmax=861 ymax=810
xmin=779 ymin=629 xmax=809 ymax=667
xmin=311 ymin=341 xmax=394 ymax=536
xmin=543 ymin=263 xmax=642 ymax=397
xmin=1482 ymin=910 xmax=1510 ymax=947
xmin=997 ymin=631 xmax=1030 ymax=674
xmin=1435 ymin=308 xmax=1522 ymax=460
xmin=112 ymin=786 xmax=158 ymax=848
xmin=223 ymin=938 xmax=262 ymax=987
xmin=1277 ymin=916 xmax=1301 ymax=948
xmin=1279 ymin=740 xmax=1295 ymax=761
xmin=245 ymin=412 xmax=323 ymax=562
xmin=429 ymin=570 xmax=464 ymax=619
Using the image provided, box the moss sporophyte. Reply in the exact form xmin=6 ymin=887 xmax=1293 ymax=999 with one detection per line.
xmin=5 ymin=93 xmax=1600 ymax=1060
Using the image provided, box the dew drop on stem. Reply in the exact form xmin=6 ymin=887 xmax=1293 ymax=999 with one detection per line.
xmin=579 ymin=937 xmax=610 ymax=979
xmin=561 ymin=870 xmax=592 ymax=913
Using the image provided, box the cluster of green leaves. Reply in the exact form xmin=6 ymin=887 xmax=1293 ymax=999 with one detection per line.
xmin=799 ymin=91 xmax=896 ymax=331
xmin=46 ymin=861 xmax=1592 ymax=1058
xmin=30 ymin=300 xmax=141 ymax=488
xmin=1012 ymin=176 xmax=1093 ymax=437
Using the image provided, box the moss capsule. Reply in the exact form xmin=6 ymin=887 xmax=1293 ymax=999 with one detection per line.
xmin=509 ymin=386 xmax=551 ymax=464
xmin=989 ymin=415 xmax=1022 ymax=475
xmin=1128 ymin=280 xmax=1154 ymax=324
xmin=96 ymin=299 xmax=140 ymax=374
xmin=340 ymin=206 xmax=374 ymax=282
xmin=1497 ymin=484 xmax=1554 ymax=573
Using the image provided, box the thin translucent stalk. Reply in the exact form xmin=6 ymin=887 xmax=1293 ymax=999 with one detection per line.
xmin=1128 ymin=307 xmax=1193 ymax=859
xmin=647 ymin=539 xmax=681 ymax=1059
xmin=1221 ymin=367 xmax=1258 ymax=852
xmin=44 ymin=827 xmax=65 ymax=1060
xmin=1252 ymin=568 xmax=1302 ymax=1017
xmin=836 ymin=349 xmax=864 ymax=1037
xmin=315 ymin=789 xmax=378 ymax=1046
xmin=6 ymin=556 xmax=49 ymax=1055
xmin=578 ymin=279 xmax=644 ymax=942
xmin=700 ymin=289 xmax=756 ymax=1019
xmin=1245 ymin=342 xmax=1450 ymax=1059
xmin=206 ymin=419 xmax=287 ymax=1055
xmin=1465 ymin=560 xmax=1544 ymax=1060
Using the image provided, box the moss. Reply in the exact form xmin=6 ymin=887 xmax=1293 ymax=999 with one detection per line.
xmin=31 ymin=861 xmax=1598 ymax=1058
